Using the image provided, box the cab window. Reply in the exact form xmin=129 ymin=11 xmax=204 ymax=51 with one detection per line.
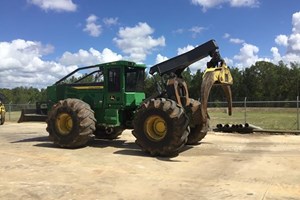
xmin=108 ymin=68 xmax=120 ymax=92
xmin=125 ymin=68 xmax=145 ymax=92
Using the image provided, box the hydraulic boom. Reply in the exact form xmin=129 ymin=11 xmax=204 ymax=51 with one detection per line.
xmin=149 ymin=40 xmax=222 ymax=76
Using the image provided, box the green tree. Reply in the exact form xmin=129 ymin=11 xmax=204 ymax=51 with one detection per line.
xmin=1 ymin=61 xmax=300 ymax=105
xmin=189 ymin=69 xmax=203 ymax=100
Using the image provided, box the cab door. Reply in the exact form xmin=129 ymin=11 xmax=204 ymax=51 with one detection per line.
xmin=107 ymin=68 xmax=123 ymax=106
xmin=104 ymin=67 xmax=123 ymax=126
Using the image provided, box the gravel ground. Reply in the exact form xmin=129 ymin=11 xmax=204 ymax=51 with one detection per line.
xmin=0 ymin=122 xmax=300 ymax=200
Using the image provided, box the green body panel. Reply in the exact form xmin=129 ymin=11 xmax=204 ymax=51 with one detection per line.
xmin=104 ymin=108 xmax=120 ymax=125
xmin=124 ymin=92 xmax=145 ymax=107
xmin=47 ymin=60 xmax=146 ymax=128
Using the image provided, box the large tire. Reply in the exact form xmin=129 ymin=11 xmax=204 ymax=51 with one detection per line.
xmin=186 ymin=98 xmax=209 ymax=145
xmin=132 ymin=98 xmax=190 ymax=157
xmin=0 ymin=114 xmax=4 ymax=125
xmin=94 ymin=126 xmax=123 ymax=140
xmin=46 ymin=98 xmax=96 ymax=148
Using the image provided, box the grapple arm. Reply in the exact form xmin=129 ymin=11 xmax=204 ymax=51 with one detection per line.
xmin=200 ymin=63 xmax=233 ymax=123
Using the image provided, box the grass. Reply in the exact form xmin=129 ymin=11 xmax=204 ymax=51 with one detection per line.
xmin=5 ymin=108 xmax=300 ymax=131
xmin=209 ymin=107 xmax=300 ymax=130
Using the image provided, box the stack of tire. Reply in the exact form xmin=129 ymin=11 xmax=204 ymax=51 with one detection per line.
xmin=214 ymin=123 xmax=253 ymax=134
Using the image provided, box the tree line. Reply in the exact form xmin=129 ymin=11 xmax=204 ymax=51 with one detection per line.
xmin=0 ymin=87 xmax=47 ymax=104
xmin=1 ymin=61 xmax=300 ymax=104
xmin=146 ymin=61 xmax=300 ymax=102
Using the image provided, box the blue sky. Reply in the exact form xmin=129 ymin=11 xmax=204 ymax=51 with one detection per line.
xmin=0 ymin=0 xmax=300 ymax=89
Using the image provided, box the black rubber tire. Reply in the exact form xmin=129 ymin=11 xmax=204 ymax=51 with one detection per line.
xmin=132 ymin=98 xmax=190 ymax=157
xmin=46 ymin=98 xmax=96 ymax=148
xmin=0 ymin=114 xmax=4 ymax=125
xmin=94 ymin=127 xmax=123 ymax=140
xmin=186 ymin=98 xmax=209 ymax=145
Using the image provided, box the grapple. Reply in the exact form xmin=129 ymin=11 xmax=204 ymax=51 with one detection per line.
xmin=200 ymin=63 xmax=233 ymax=123
xmin=0 ymin=93 xmax=6 ymax=125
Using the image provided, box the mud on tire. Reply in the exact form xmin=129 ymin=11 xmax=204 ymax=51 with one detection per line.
xmin=132 ymin=98 xmax=189 ymax=157
xmin=46 ymin=98 xmax=96 ymax=148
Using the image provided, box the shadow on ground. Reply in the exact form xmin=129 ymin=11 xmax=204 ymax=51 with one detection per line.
xmin=11 ymin=135 xmax=205 ymax=160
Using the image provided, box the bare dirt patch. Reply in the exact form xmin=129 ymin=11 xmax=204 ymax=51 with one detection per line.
xmin=1 ymin=122 xmax=300 ymax=200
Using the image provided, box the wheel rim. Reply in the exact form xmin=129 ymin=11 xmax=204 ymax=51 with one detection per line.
xmin=55 ymin=113 xmax=73 ymax=135
xmin=144 ymin=115 xmax=167 ymax=141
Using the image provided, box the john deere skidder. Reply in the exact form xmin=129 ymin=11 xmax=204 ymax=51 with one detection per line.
xmin=46 ymin=39 xmax=233 ymax=156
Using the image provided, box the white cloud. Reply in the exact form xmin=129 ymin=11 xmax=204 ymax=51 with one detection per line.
xmin=224 ymin=57 xmax=234 ymax=66
xmin=270 ymin=47 xmax=281 ymax=63
xmin=292 ymin=11 xmax=300 ymax=33
xmin=233 ymin=43 xmax=259 ymax=67
xmin=287 ymin=33 xmax=300 ymax=52
xmin=271 ymin=11 xmax=300 ymax=64
xmin=275 ymin=34 xmax=288 ymax=46
xmin=0 ymin=39 xmax=124 ymax=89
xmin=113 ymin=22 xmax=165 ymax=62
xmin=191 ymin=0 xmax=259 ymax=11
xmin=225 ymin=12 xmax=300 ymax=68
xmin=155 ymin=54 xmax=168 ymax=64
xmin=173 ymin=26 xmax=206 ymax=38
xmin=189 ymin=26 xmax=205 ymax=38
xmin=223 ymin=33 xmax=231 ymax=39
xmin=0 ymin=39 xmax=76 ymax=89
xmin=27 ymin=0 xmax=77 ymax=12
xmin=103 ymin=17 xmax=119 ymax=26
xmin=224 ymin=33 xmax=245 ymax=44
xmin=229 ymin=0 xmax=259 ymax=7
xmin=83 ymin=15 xmax=102 ymax=37
xmin=229 ymin=38 xmax=245 ymax=44
xmin=282 ymin=53 xmax=300 ymax=63
xmin=59 ymin=48 xmax=123 ymax=66
xmin=177 ymin=45 xmax=195 ymax=55
xmin=191 ymin=0 xmax=224 ymax=11
xmin=284 ymin=12 xmax=300 ymax=60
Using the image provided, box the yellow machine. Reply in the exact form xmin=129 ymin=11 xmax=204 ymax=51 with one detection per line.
xmin=0 ymin=95 xmax=5 ymax=125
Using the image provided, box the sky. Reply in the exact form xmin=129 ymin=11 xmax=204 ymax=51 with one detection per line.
xmin=0 ymin=0 xmax=300 ymax=89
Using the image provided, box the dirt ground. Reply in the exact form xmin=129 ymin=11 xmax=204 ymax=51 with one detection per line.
xmin=0 ymin=122 xmax=300 ymax=200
